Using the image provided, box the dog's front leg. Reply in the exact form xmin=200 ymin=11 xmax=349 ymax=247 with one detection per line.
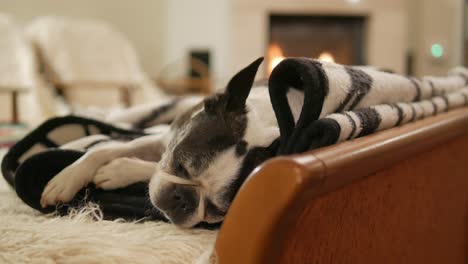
xmin=93 ymin=158 xmax=156 ymax=190
xmin=40 ymin=133 xmax=167 ymax=208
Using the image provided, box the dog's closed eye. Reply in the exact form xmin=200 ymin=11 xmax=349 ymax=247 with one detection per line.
xmin=175 ymin=162 xmax=190 ymax=178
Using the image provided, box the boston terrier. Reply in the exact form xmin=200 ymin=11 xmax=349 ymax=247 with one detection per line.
xmin=40 ymin=57 xmax=304 ymax=227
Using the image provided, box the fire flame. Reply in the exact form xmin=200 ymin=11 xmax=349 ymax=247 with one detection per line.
xmin=268 ymin=43 xmax=285 ymax=74
xmin=318 ymin=52 xmax=335 ymax=63
xmin=267 ymin=45 xmax=336 ymax=74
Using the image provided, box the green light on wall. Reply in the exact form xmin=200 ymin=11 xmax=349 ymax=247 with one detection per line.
xmin=430 ymin=44 xmax=444 ymax=58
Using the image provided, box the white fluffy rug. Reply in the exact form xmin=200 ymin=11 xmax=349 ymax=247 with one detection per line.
xmin=0 ymin=149 xmax=217 ymax=264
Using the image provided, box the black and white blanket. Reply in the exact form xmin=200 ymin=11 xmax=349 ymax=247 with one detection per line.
xmin=269 ymin=58 xmax=468 ymax=154
xmin=2 ymin=57 xmax=467 ymax=220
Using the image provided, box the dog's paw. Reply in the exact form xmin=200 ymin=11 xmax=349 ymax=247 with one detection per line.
xmin=93 ymin=158 xmax=139 ymax=190
xmin=40 ymin=164 xmax=90 ymax=208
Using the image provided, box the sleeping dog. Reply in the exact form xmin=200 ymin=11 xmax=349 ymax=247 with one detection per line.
xmin=40 ymin=57 xmax=304 ymax=227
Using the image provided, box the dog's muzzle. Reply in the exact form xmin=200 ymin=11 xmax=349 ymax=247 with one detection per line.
xmin=151 ymin=171 xmax=205 ymax=226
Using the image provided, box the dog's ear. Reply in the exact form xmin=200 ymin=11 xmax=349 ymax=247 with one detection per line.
xmin=224 ymin=57 xmax=264 ymax=112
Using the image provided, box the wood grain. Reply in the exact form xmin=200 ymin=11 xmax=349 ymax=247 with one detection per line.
xmin=280 ymin=133 xmax=468 ymax=263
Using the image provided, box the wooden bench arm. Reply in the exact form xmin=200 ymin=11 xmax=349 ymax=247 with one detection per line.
xmin=215 ymin=107 xmax=468 ymax=264
xmin=52 ymin=80 xmax=138 ymax=107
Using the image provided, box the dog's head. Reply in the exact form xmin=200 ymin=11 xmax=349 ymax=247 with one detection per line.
xmin=149 ymin=58 xmax=265 ymax=227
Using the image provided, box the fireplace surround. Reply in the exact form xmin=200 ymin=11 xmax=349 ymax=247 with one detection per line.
xmin=268 ymin=14 xmax=367 ymax=73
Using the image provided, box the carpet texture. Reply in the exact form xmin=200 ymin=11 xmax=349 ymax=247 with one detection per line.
xmin=0 ymin=149 xmax=217 ymax=264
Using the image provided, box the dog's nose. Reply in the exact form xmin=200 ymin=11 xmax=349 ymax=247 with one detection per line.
xmin=153 ymin=184 xmax=199 ymax=224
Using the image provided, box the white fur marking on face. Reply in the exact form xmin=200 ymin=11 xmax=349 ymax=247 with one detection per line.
xmin=158 ymin=171 xmax=199 ymax=186
xmin=197 ymin=189 xmax=206 ymax=222
xmin=199 ymin=147 xmax=242 ymax=209
xmin=190 ymin=106 xmax=205 ymax=119
xmin=148 ymin=165 xmax=165 ymax=206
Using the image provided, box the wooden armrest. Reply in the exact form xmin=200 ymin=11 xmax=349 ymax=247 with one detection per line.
xmin=52 ymin=80 xmax=137 ymax=107
xmin=0 ymin=86 xmax=29 ymax=93
xmin=52 ymin=80 xmax=138 ymax=90
xmin=216 ymin=107 xmax=468 ymax=264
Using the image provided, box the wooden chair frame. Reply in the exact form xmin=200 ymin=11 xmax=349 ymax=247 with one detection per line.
xmin=216 ymin=107 xmax=468 ymax=264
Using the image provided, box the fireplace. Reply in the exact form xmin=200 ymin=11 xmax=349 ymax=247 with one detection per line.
xmin=268 ymin=15 xmax=367 ymax=74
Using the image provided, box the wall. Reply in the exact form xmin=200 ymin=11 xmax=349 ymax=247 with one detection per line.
xmin=0 ymin=0 xmax=166 ymax=74
xmin=164 ymin=0 xmax=231 ymax=87
xmin=410 ymin=0 xmax=464 ymax=76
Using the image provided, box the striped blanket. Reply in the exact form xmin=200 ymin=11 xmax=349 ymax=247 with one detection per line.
xmin=269 ymin=58 xmax=468 ymax=155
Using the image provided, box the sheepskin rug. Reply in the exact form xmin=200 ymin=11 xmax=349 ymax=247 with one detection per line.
xmin=0 ymin=149 xmax=217 ymax=264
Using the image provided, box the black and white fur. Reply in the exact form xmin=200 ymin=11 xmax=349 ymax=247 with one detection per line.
xmin=39 ymin=57 xmax=468 ymax=227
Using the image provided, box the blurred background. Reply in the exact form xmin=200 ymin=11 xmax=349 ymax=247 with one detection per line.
xmin=0 ymin=0 xmax=466 ymax=144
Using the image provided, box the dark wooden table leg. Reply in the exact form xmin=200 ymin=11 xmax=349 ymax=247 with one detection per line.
xmin=11 ymin=91 xmax=19 ymax=124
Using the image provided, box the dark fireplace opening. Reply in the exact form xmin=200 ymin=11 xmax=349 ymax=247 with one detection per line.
xmin=268 ymin=14 xmax=367 ymax=74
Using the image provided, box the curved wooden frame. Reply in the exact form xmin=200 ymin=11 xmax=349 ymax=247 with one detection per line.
xmin=216 ymin=107 xmax=468 ymax=263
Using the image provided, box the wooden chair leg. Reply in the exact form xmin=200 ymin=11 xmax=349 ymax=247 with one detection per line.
xmin=11 ymin=91 xmax=19 ymax=124
xmin=120 ymin=86 xmax=131 ymax=107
